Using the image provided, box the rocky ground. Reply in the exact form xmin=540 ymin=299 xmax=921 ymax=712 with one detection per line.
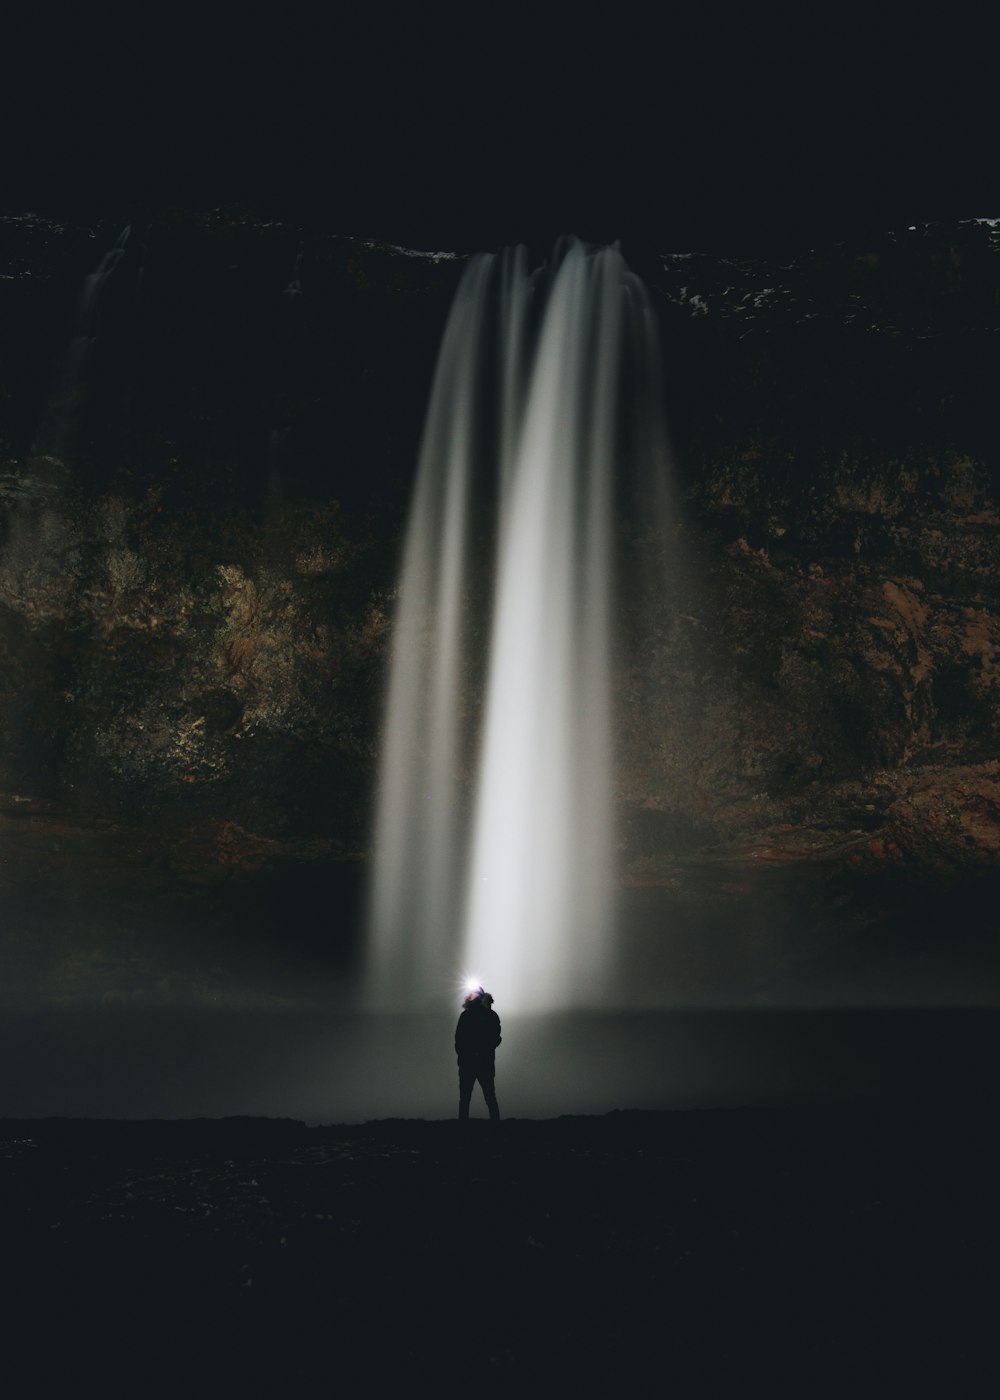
xmin=3 ymin=1108 xmax=996 ymax=1394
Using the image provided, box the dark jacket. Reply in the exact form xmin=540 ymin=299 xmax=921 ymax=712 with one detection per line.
xmin=455 ymin=1002 xmax=502 ymax=1067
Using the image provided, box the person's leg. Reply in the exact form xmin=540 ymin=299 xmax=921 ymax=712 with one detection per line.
xmin=458 ymin=1065 xmax=474 ymax=1120
xmin=478 ymin=1070 xmax=500 ymax=1122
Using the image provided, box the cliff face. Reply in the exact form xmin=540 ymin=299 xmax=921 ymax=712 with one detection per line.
xmin=624 ymin=447 xmax=1000 ymax=864
xmin=1 ymin=212 xmax=998 ymax=1005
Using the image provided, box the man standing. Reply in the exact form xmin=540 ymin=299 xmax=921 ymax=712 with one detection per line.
xmin=455 ymin=987 xmax=502 ymax=1121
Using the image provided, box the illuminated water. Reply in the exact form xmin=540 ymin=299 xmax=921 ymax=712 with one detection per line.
xmin=367 ymin=239 xmax=671 ymax=1011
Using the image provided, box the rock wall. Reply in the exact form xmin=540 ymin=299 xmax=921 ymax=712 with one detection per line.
xmin=1 ymin=211 xmax=998 ymax=1002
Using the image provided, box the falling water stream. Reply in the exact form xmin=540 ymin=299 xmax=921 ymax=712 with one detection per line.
xmin=34 ymin=225 xmax=132 ymax=467
xmin=367 ymin=238 xmax=671 ymax=1012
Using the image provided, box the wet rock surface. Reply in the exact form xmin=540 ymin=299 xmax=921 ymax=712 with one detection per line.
xmin=3 ymin=1109 xmax=996 ymax=1391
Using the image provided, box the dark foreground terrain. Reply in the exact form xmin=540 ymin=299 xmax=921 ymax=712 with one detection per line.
xmin=3 ymin=1108 xmax=996 ymax=1394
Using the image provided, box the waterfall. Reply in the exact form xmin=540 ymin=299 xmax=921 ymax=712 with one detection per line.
xmin=366 ymin=238 xmax=670 ymax=1012
xmin=33 ymin=225 xmax=131 ymax=468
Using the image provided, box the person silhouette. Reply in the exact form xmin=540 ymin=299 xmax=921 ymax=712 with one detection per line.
xmin=455 ymin=987 xmax=502 ymax=1121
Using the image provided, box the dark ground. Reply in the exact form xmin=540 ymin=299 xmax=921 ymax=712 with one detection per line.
xmin=3 ymin=1105 xmax=997 ymax=1394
